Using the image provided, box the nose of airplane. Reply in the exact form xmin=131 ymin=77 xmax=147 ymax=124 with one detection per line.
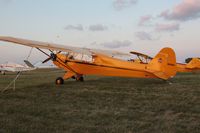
xmin=50 ymin=53 xmax=57 ymax=61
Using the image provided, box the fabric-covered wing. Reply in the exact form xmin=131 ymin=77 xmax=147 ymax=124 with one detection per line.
xmin=0 ymin=36 xmax=91 ymax=55
xmin=0 ymin=36 xmax=130 ymax=57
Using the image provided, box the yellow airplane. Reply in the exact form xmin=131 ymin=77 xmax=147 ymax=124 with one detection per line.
xmin=176 ymin=58 xmax=200 ymax=73
xmin=0 ymin=36 xmax=181 ymax=85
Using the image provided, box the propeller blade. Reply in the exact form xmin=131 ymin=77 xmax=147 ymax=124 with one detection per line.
xmin=42 ymin=57 xmax=51 ymax=64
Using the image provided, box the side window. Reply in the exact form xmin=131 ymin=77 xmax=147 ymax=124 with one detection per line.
xmin=66 ymin=52 xmax=93 ymax=63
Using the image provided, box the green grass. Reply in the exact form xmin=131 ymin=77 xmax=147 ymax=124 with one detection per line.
xmin=0 ymin=69 xmax=200 ymax=133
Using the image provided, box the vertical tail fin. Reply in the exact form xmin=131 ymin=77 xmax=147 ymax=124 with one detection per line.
xmin=147 ymin=47 xmax=177 ymax=80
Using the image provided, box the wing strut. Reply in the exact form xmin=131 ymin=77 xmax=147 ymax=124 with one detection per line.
xmin=26 ymin=47 xmax=33 ymax=60
xmin=56 ymin=57 xmax=77 ymax=74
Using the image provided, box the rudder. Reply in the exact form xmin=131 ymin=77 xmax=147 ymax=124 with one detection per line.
xmin=147 ymin=47 xmax=177 ymax=80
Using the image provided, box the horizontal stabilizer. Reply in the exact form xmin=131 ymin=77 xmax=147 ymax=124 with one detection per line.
xmin=24 ymin=60 xmax=34 ymax=68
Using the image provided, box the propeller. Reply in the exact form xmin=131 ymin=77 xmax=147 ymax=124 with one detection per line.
xmin=39 ymin=49 xmax=76 ymax=74
xmin=36 ymin=48 xmax=62 ymax=64
xmin=42 ymin=51 xmax=61 ymax=64
xmin=42 ymin=57 xmax=52 ymax=64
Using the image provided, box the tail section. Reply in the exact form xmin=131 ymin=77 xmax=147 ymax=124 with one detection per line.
xmin=147 ymin=47 xmax=177 ymax=80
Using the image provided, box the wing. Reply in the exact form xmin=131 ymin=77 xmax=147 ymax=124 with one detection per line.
xmin=130 ymin=51 xmax=153 ymax=60
xmin=0 ymin=36 xmax=130 ymax=57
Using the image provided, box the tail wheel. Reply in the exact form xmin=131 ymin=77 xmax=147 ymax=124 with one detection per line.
xmin=76 ymin=76 xmax=84 ymax=82
xmin=56 ymin=77 xmax=64 ymax=85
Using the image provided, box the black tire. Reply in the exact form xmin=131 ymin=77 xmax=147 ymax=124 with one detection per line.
xmin=55 ymin=77 xmax=64 ymax=85
xmin=76 ymin=76 xmax=84 ymax=82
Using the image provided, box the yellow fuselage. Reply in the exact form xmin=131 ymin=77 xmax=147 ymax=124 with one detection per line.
xmin=53 ymin=53 xmax=157 ymax=79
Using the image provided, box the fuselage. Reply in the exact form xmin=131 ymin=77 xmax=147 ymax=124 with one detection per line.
xmin=53 ymin=53 xmax=158 ymax=79
xmin=176 ymin=63 xmax=200 ymax=73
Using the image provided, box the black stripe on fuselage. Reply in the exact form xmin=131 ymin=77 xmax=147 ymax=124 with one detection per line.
xmin=65 ymin=60 xmax=147 ymax=73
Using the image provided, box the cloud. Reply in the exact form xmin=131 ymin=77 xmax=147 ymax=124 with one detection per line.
xmin=89 ymin=24 xmax=108 ymax=32
xmin=138 ymin=15 xmax=152 ymax=26
xmin=135 ymin=31 xmax=153 ymax=40
xmin=113 ymin=0 xmax=137 ymax=10
xmin=160 ymin=0 xmax=200 ymax=21
xmin=155 ymin=23 xmax=180 ymax=32
xmin=64 ymin=24 xmax=83 ymax=31
xmin=92 ymin=40 xmax=132 ymax=48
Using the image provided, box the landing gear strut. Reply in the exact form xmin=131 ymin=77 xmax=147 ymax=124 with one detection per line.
xmin=55 ymin=77 xmax=64 ymax=85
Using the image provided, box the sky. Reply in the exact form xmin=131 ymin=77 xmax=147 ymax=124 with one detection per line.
xmin=0 ymin=0 xmax=200 ymax=64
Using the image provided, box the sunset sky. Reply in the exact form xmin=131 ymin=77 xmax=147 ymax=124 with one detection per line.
xmin=0 ymin=0 xmax=200 ymax=63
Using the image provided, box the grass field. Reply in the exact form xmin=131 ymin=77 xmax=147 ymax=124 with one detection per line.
xmin=0 ymin=69 xmax=200 ymax=133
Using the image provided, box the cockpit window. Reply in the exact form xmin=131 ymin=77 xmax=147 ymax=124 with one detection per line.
xmin=66 ymin=52 xmax=93 ymax=63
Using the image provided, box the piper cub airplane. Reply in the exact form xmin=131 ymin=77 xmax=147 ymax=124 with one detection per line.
xmin=0 ymin=36 xmax=185 ymax=85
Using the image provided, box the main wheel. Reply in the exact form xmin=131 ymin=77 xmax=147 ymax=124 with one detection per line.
xmin=55 ymin=77 xmax=64 ymax=85
xmin=76 ymin=76 xmax=84 ymax=82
